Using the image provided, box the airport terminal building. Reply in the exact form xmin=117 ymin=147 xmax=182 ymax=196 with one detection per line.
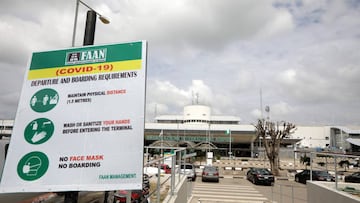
xmin=144 ymin=105 xmax=360 ymax=157
xmin=0 ymin=120 xmax=13 ymax=138
xmin=2 ymin=105 xmax=360 ymax=157
xmin=145 ymin=105 xmax=259 ymax=157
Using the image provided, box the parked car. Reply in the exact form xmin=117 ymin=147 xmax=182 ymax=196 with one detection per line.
xmin=345 ymin=172 xmax=360 ymax=183
xmin=160 ymin=164 xmax=171 ymax=174
xmin=202 ymin=165 xmax=219 ymax=182
xmin=179 ymin=163 xmax=196 ymax=181
xmin=295 ymin=169 xmax=335 ymax=184
xmin=113 ymin=189 xmax=148 ymax=203
xmin=113 ymin=174 xmax=149 ymax=203
xmin=246 ymin=168 xmax=274 ymax=186
xmin=143 ymin=166 xmax=164 ymax=176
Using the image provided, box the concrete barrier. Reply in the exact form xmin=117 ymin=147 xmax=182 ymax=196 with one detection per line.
xmin=307 ymin=181 xmax=360 ymax=203
xmin=162 ymin=176 xmax=189 ymax=203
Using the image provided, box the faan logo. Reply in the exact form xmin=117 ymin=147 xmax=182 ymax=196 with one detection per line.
xmin=65 ymin=48 xmax=107 ymax=65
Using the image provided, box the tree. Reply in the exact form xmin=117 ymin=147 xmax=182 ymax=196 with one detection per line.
xmin=254 ymin=119 xmax=296 ymax=176
xmin=300 ymin=155 xmax=311 ymax=169
xmin=338 ymin=160 xmax=350 ymax=171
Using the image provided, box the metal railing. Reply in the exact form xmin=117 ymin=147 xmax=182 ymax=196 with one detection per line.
xmin=271 ymin=184 xmax=307 ymax=203
xmin=143 ymin=147 xmax=189 ymax=203
xmin=309 ymin=152 xmax=360 ymax=190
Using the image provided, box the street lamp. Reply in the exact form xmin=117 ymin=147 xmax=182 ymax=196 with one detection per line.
xmin=226 ymin=129 xmax=232 ymax=159
xmin=71 ymin=0 xmax=110 ymax=47
xmin=207 ymin=122 xmax=210 ymax=152
xmin=265 ymin=105 xmax=270 ymax=121
xmin=66 ymin=2 xmax=109 ymax=202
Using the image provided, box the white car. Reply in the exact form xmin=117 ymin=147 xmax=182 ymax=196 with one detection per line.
xmin=178 ymin=163 xmax=196 ymax=181
xmin=143 ymin=167 xmax=165 ymax=176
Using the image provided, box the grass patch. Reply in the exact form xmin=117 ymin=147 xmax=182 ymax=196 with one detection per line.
xmin=149 ymin=180 xmax=170 ymax=202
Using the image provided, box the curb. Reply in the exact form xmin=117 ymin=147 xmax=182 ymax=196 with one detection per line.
xmin=276 ymin=177 xmax=290 ymax=180
xmin=225 ymin=175 xmax=290 ymax=180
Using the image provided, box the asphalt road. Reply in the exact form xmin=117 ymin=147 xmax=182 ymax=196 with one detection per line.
xmin=0 ymin=178 xmax=307 ymax=203
xmin=189 ymin=176 xmax=308 ymax=203
xmin=253 ymin=179 xmax=307 ymax=203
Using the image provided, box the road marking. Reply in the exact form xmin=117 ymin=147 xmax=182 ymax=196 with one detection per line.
xmin=190 ymin=182 xmax=271 ymax=203
xmin=197 ymin=198 xmax=269 ymax=203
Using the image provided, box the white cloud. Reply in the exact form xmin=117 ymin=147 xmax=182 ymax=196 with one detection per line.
xmin=1 ymin=0 xmax=360 ymax=126
xmin=271 ymin=101 xmax=295 ymax=117
xmin=255 ymin=8 xmax=294 ymax=39
xmin=147 ymin=80 xmax=189 ymax=109
xmin=189 ymin=80 xmax=213 ymax=105
xmin=278 ymin=69 xmax=297 ymax=85
xmin=146 ymin=79 xmax=215 ymax=118
xmin=251 ymin=109 xmax=262 ymax=119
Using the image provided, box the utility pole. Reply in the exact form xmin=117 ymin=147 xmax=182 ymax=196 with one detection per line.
xmin=226 ymin=129 xmax=232 ymax=159
xmin=66 ymin=0 xmax=109 ymax=202
xmin=83 ymin=10 xmax=97 ymax=45
xmin=229 ymin=130 xmax=232 ymax=159
xmin=65 ymin=9 xmax=97 ymax=203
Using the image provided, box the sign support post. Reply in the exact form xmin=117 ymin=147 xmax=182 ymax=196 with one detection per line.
xmin=65 ymin=9 xmax=97 ymax=203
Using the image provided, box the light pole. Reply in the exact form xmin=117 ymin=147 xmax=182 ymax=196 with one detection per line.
xmin=226 ymin=129 xmax=232 ymax=159
xmin=71 ymin=0 xmax=110 ymax=47
xmin=207 ymin=122 xmax=210 ymax=152
xmin=65 ymin=1 xmax=109 ymax=203
xmin=265 ymin=105 xmax=270 ymax=121
xmin=229 ymin=130 xmax=232 ymax=159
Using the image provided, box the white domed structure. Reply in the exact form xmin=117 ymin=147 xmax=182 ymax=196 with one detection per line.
xmin=183 ymin=105 xmax=211 ymax=123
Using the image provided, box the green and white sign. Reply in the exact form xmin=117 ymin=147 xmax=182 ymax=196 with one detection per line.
xmin=0 ymin=41 xmax=147 ymax=192
xmin=24 ymin=118 xmax=54 ymax=145
xmin=17 ymin=151 xmax=49 ymax=181
xmin=30 ymin=88 xmax=59 ymax=113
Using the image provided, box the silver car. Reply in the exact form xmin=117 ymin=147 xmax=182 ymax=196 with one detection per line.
xmin=179 ymin=163 xmax=196 ymax=181
xmin=202 ymin=165 xmax=219 ymax=182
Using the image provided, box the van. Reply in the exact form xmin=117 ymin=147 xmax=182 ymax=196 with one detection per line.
xmin=179 ymin=163 xmax=196 ymax=181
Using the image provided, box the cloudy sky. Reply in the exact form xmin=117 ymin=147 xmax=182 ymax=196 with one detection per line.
xmin=0 ymin=0 xmax=359 ymax=126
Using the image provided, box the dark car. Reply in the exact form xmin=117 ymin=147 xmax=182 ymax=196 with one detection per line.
xmin=345 ymin=172 xmax=360 ymax=183
xmin=295 ymin=169 xmax=335 ymax=184
xmin=246 ymin=168 xmax=275 ymax=186
xmin=202 ymin=165 xmax=219 ymax=182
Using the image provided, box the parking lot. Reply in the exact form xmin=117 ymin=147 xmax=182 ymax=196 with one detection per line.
xmin=189 ymin=176 xmax=307 ymax=203
xmin=190 ymin=156 xmax=360 ymax=203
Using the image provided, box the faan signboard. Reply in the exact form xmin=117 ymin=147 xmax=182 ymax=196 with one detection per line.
xmin=0 ymin=41 xmax=147 ymax=192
